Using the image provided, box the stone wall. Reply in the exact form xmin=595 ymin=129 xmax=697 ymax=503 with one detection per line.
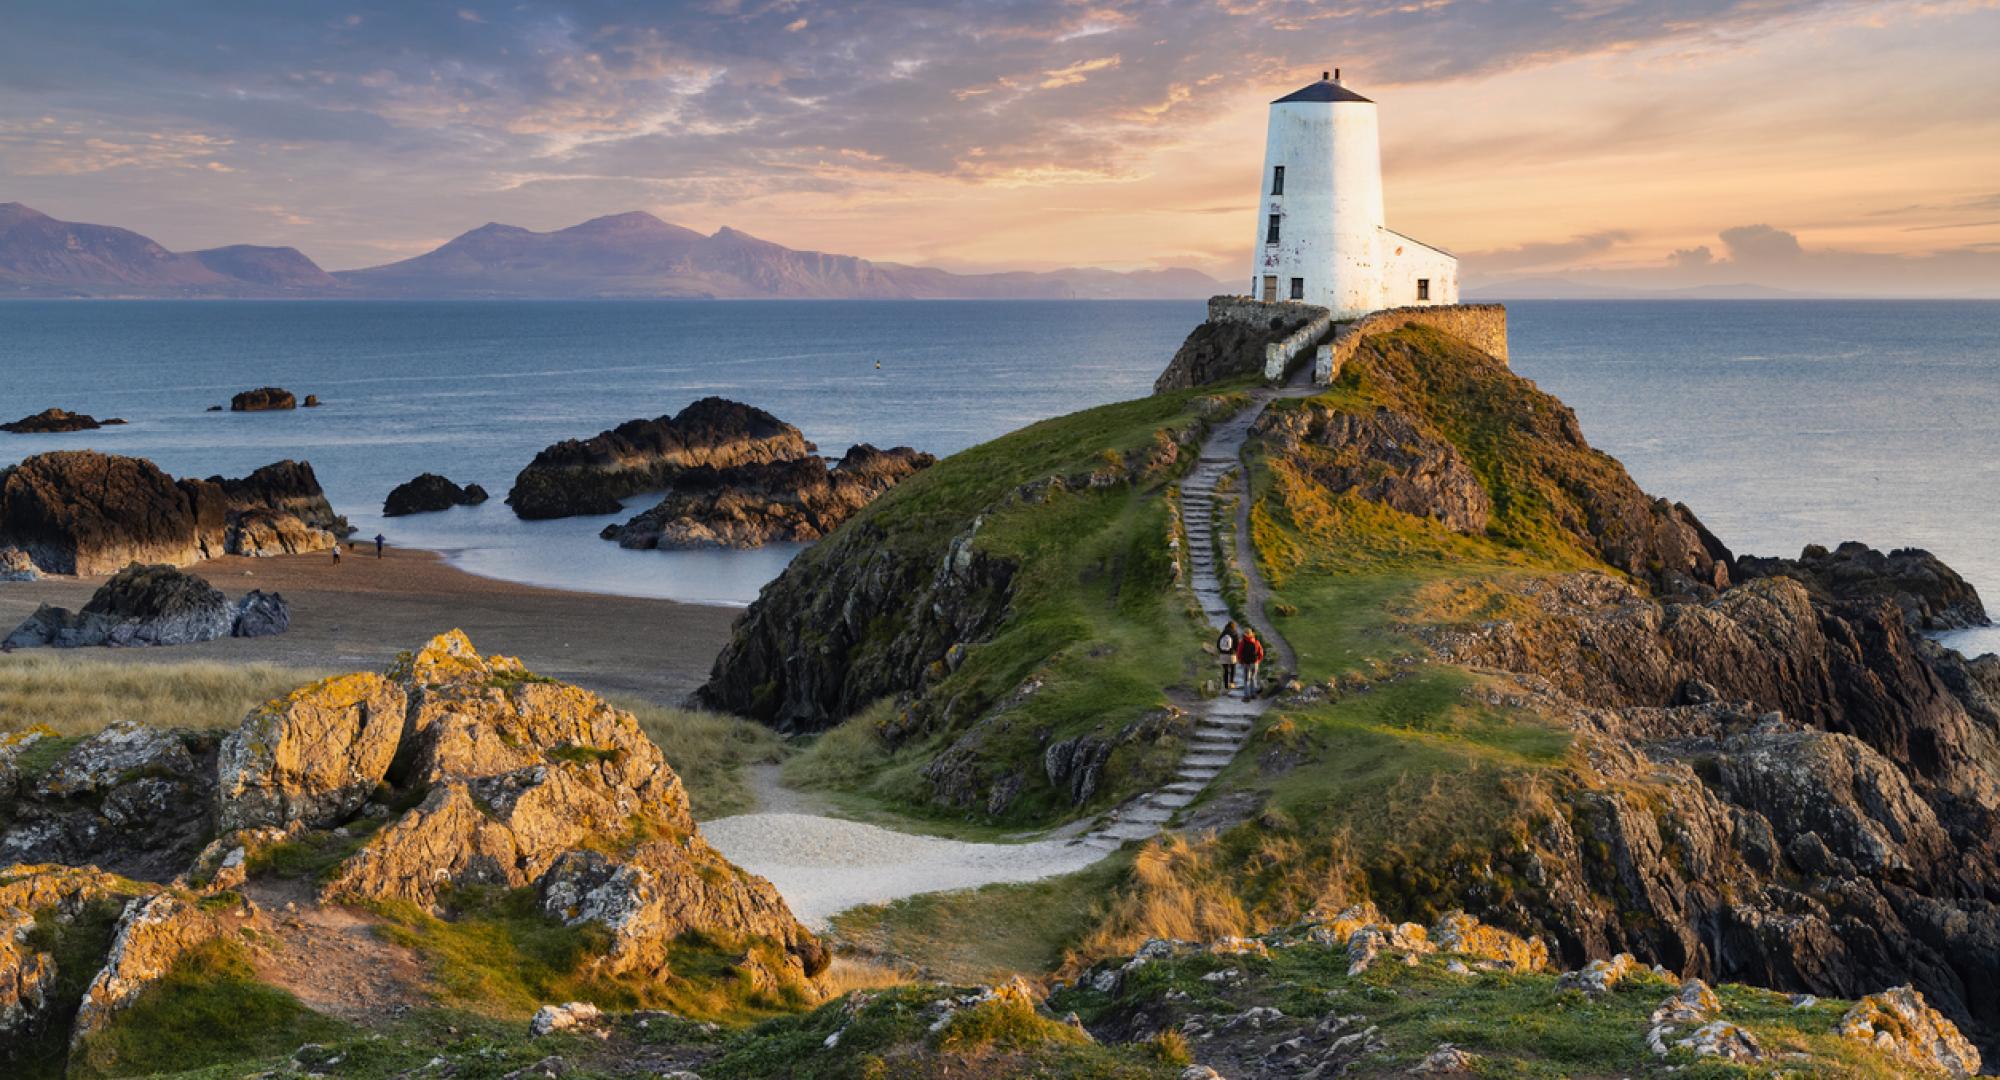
xmin=1153 ymin=297 xmax=1326 ymax=393
xmin=1318 ymin=303 xmax=1507 ymax=384
xmin=1205 ymin=295 xmax=1328 ymax=328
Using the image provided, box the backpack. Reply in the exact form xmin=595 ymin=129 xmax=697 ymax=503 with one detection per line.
xmin=1244 ymin=636 xmax=1264 ymax=664
xmin=1216 ymin=631 xmax=1236 ymax=654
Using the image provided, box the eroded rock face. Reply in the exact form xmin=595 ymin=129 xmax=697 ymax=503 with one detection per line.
xmin=507 ymin=397 xmax=815 ymax=520
xmin=0 ymin=722 xmax=220 ymax=882
xmin=1153 ymin=301 xmax=1321 ymax=392
xmin=383 ymin=473 xmax=490 ymax=517
xmin=604 ymin=444 xmax=934 ymax=550
xmin=3 ymin=408 xmax=122 ymax=434
xmin=0 ymin=452 xmax=344 ymax=575
xmin=230 ymin=386 xmax=296 ymax=411
xmin=215 ymin=673 xmax=407 ymax=832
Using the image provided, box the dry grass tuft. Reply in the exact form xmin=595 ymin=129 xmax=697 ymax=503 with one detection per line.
xmin=0 ymin=655 xmax=323 ymax=736
xmin=816 ymin=956 xmax=913 ymax=997
xmin=619 ymin=698 xmax=787 ymax=820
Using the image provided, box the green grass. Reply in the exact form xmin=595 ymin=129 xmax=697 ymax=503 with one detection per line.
xmin=244 ymin=825 xmax=376 ymax=883
xmin=0 ymin=655 xmax=325 ymax=737
xmin=372 ymin=885 xmax=811 ymax=1025
xmin=67 ymin=937 xmax=348 ymax=1080
xmin=830 ymin=856 xmax=1133 ymax=984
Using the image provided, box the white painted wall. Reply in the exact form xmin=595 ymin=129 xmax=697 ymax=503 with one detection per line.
xmin=1249 ymin=82 xmax=1456 ymax=319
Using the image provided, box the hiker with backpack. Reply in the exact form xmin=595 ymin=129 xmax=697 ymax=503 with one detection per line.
xmin=1216 ymin=621 xmax=1240 ymax=690
xmin=1236 ymin=628 xmax=1265 ymax=700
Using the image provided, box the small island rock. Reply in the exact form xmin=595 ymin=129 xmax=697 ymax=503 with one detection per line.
xmin=603 ymin=443 xmax=933 ymax=550
xmin=2 ymin=408 xmax=124 ymax=434
xmin=230 ymin=387 xmax=296 ymax=412
xmin=382 ymin=473 xmax=490 ymax=517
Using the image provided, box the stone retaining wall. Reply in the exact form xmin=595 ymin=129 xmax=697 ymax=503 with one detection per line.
xmin=1205 ymin=295 xmax=1328 ymax=328
xmin=1316 ymin=304 xmax=1508 ymax=385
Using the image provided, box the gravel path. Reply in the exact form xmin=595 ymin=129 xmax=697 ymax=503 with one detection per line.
xmin=702 ymin=810 xmax=1101 ymax=929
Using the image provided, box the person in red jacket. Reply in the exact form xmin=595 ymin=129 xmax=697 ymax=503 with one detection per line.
xmin=1235 ymin=628 xmax=1264 ymax=700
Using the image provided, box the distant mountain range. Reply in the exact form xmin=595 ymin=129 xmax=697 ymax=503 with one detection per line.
xmin=0 ymin=202 xmax=1221 ymax=300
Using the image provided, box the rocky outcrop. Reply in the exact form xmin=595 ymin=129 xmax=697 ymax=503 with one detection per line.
xmin=1738 ymin=541 xmax=1989 ymax=631
xmin=383 ymin=473 xmax=490 ymax=517
xmin=0 ymin=452 xmax=345 ymax=575
xmin=0 ymin=866 xmax=148 ymax=1041
xmin=69 ymin=892 xmax=223 ymax=1048
xmin=3 ymin=563 xmax=290 ymax=648
xmin=507 ymin=397 xmax=815 ymax=519
xmin=2 ymin=408 xmax=123 ymax=433
xmin=0 ymin=722 xmax=221 ymax=881
xmin=1253 ymin=403 xmax=1491 ymax=533
xmin=1154 ymin=298 xmax=1323 ymax=393
xmin=603 ymin=444 xmax=934 ymax=550
xmin=230 ymin=387 xmax=296 ymax=411
xmin=301 ymin=632 xmax=828 ymax=985
xmin=214 ymin=673 xmax=407 ymax=832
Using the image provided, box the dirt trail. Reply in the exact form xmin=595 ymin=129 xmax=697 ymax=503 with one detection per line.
xmin=239 ymin=879 xmax=433 ymax=1024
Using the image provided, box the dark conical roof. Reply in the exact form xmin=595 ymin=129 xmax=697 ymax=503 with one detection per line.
xmin=1273 ymin=77 xmax=1372 ymax=105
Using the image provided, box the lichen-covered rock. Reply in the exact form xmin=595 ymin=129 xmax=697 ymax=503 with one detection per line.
xmin=1652 ymin=978 xmax=1720 ymax=1025
xmin=1839 ymin=985 xmax=1982 ymax=1077
xmin=315 ymin=631 xmax=825 ymax=990
xmin=0 ymin=723 xmax=219 ymax=882
xmin=1557 ymin=953 xmax=1644 ymax=994
xmin=0 ymin=866 xmax=145 ymax=1039
xmin=1674 ymin=1020 xmax=1763 ymax=1062
xmin=383 ymin=473 xmax=489 ymax=517
xmin=69 ymin=892 xmax=221 ymax=1046
xmin=528 ymin=1000 xmax=602 ymax=1037
xmin=508 ymin=397 xmax=815 ymax=520
xmin=215 ymin=673 xmax=407 ymax=832
xmin=1253 ymin=402 xmax=1492 ymax=534
xmin=1410 ymin=1043 xmax=1479 ymax=1073
xmin=1429 ymin=911 xmax=1548 ymax=972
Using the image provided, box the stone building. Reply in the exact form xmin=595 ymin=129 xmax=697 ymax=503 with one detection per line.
xmin=1250 ymin=71 xmax=1458 ymax=319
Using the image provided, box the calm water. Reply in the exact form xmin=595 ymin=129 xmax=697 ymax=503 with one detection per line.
xmin=0 ymin=299 xmax=1995 ymax=654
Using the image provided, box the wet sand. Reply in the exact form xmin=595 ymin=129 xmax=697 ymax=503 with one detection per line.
xmin=0 ymin=547 xmax=741 ymax=705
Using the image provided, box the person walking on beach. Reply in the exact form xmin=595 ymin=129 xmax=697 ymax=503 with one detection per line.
xmin=1216 ymin=621 xmax=1240 ymax=690
xmin=1236 ymin=628 xmax=1264 ymax=700
xmin=331 ymin=543 xmax=341 ymax=566
xmin=374 ymin=534 xmax=385 ymax=559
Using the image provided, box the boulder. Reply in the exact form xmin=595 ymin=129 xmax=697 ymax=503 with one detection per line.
xmin=0 ymin=452 xmax=344 ymax=575
xmin=529 ymin=1001 xmax=602 ymax=1037
xmin=4 ymin=564 xmax=235 ymax=648
xmin=214 ymin=672 xmax=408 ymax=832
xmin=69 ymin=892 xmax=223 ymax=1049
xmin=302 ymin=395 xmax=320 ymax=408
xmin=383 ymin=473 xmax=490 ymax=517
xmin=507 ymin=397 xmax=816 ymax=520
xmin=229 ymin=387 xmax=296 ymax=411
xmin=2 ymin=408 xmax=122 ymax=434
xmin=603 ymin=444 xmax=934 ymax=550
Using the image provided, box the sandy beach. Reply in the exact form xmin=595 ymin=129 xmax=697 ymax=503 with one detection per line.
xmin=0 ymin=546 xmax=741 ymax=705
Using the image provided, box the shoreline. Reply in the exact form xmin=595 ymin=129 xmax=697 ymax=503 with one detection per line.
xmin=0 ymin=546 xmax=740 ymax=707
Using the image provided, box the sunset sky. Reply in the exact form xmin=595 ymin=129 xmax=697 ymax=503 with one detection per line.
xmin=4 ymin=0 xmax=1997 ymax=294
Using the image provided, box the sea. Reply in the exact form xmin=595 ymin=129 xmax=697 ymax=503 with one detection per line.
xmin=1 ymin=299 xmax=1995 ymax=656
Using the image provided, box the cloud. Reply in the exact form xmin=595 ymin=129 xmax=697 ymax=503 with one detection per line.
xmin=1464 ymin=230 xmax=1634 ymax=273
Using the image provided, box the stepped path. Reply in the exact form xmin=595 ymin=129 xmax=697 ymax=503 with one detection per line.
xmin=708 ymin=375 xmax=1318 ymax=920
xmin=1073 ymin=378 xmax=1312 ymax=850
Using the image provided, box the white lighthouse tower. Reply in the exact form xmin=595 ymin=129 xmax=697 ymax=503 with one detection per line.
xmin=1251 ymin=71 xmax=1456 ymax=319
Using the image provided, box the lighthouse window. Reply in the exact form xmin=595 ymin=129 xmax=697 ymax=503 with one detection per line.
xmin=1417 ymin=278 xmax=1431 ymax=301
xmin=1289 ymin=277 xmax=1304 ymax=300
xmin=1271 ymin=166 xmax=1285 ymax=195
xmin=1266 ymin=214 xmax=1281 ymax=244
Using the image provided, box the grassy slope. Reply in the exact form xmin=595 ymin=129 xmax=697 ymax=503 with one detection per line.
xmin=783 ymin=387 xmax=1246 ymax=828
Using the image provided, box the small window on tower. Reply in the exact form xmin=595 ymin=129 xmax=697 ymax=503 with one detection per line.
xmin=1289 ymin=277 xmax=1304 ymax=300
xmin=1266 ymin=214 xmax=1281 ymax=245
xmin=1272 ymin=166 xmax=1285 ymax=195
xmin=1417 ymin=278 xmax=1431 ymax=301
